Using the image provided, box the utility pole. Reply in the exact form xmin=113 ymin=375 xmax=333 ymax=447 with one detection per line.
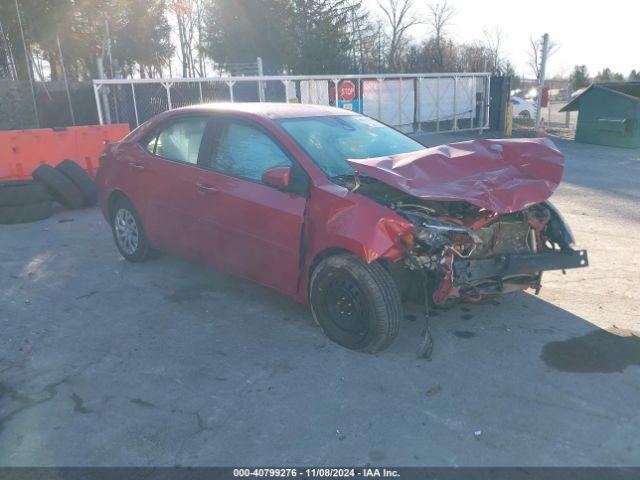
xmin=535 ymin=33 xmax=549 ymax=132
xmin=14 ymin=0 xmax=39 ymax=127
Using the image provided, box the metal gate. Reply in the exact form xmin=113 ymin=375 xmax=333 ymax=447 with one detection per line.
xmin=92 ymin=73 xmax=490 ymax=133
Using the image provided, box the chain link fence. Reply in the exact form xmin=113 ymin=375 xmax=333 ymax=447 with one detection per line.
xmin=511 ymin=79 xmax=577 ymax=139
xmin=93 ymin=73 xmax=491 ymax=134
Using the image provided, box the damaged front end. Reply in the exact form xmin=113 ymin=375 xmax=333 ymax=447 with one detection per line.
xmin=347 ymin=137 xmax=588 ymax=308
xmin=393 ymin=199 xmax=588 ymax=307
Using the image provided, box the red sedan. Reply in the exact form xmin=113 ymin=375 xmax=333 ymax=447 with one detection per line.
xmin=97 ymin=103 xmax=587 ymax=354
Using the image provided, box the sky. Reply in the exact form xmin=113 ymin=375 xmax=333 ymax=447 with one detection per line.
xmin=364 ymin=0 xmax=638 ymax=78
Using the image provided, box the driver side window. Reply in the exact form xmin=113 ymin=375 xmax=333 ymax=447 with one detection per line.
xmin=208 ymin=121 xmax=291 ymax=182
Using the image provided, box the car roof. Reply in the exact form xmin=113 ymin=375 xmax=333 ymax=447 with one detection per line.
xmin=175 ymin=102 xmax=357 ymax=120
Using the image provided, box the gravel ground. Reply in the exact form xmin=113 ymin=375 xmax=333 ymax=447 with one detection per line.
xmin=0 ymin=132 xmax=638 ymax=467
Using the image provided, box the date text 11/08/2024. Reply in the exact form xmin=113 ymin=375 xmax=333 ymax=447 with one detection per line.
xmin=233 ymin=468 xmax=400 ymax=477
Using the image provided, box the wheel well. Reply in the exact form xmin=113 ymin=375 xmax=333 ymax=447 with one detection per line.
xmin=309 ymin=247 xmax=353 ymax=279
xmin=107 ymin=190 xmax=129 ymax=224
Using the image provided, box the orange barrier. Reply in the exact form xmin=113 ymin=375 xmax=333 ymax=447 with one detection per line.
xmin=0 ymin=124 xmax=130 ymax=181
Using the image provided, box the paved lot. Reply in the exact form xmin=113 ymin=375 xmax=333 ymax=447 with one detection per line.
xmin=0 ymin=133 xmax=639 ymax=466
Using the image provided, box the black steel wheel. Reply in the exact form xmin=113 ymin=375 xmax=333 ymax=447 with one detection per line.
xmin=310 ymin=253 xmax=401 ymax=353
xmin=325 ymin=274 xmax=371 ymax=337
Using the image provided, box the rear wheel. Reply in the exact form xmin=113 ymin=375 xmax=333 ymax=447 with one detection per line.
xmin=309 ymin=253 xmax=401 ymax=353
xmin=110 ymin=197 xmax=150 ymax=262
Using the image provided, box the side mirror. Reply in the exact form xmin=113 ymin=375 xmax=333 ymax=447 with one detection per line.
xmin=261 ymin=166 xmax=291 ymax=189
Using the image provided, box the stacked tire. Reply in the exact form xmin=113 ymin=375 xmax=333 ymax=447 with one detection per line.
xmin=0 ymin=180 xmax=53 ymax=224
xmin=0 ymin=159 xmax=97 ymax=225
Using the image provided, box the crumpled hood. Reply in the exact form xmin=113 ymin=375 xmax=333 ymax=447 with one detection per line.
xmin=347 ymin=138 xmax=564 ymax=213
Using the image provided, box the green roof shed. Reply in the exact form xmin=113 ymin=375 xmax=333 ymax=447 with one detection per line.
xmin=560 ymin=81 xmax=640 ymax=148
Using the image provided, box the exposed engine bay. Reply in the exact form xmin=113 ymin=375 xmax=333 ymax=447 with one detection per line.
xmin=354 ymin=176 xmax=587 ymax=307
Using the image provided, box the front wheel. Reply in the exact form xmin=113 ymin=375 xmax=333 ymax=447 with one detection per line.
xmin=309 ymin=254 xmax=402 ymax=353
xmin=111 ymin=197 xmax=150 ymax=262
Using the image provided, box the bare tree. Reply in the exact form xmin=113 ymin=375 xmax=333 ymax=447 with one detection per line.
xmin=425 ymin=0 xmax=456 ymax=70
xmin=482 ymin=25 xmax=504 ymax=74
xmin=169 ymin=0 xmax=205 ymax=77
xmin=527 ymin=34 xmax=559 ymax=80
xmin=347 ymin=0 xmax=377 ymax=73
xmin=377 ymin=0 xmax=419 ymax=71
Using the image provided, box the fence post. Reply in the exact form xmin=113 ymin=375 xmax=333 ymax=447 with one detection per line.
xmin=97 ymin=59 xmax=112 ymax=124
xmin=226 ymin=81 xmax=235 ymax=102
xmin=162 ymin=82 xmax=173 ymax=110
xmin=436 ymin=77 xmax=440 ymax=133
xmin=477 ymin=76 xmax=483 ymax=133
xmin=485 ymin=75 xmax=491 ymax=129
xmin=257 ymin=57 xmax=265 ymax=102
xmin=398 ymin=78 xmax=403 ymax=126
xmin=93 ymin=82 xmax=104 ymax=125
xmin=131 ymin=83 xmax=139 ymax=127
xmin=199 ymin=81 xmax=203 ymax=103
xmin=282 ymin=80 xmax=290 ymax=103
xmin=377 ymin=78 xmax=383 ymax=120
xmin=453 ymin=76 xmax=458 ymax=131
xmin=416 ymin=78 xmax=422 ymax=132
xmin=333 ymin=79 xmax=339 ymax=107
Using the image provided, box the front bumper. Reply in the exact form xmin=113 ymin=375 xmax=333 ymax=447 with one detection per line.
xmin=452 ymin=249 xmax=589 ymax=286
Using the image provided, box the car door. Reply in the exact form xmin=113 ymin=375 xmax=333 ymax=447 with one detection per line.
xmin=191 ymin=116 xmax=308 ymax=296
xmin=133 ymin=114 xmax=210 ymax=257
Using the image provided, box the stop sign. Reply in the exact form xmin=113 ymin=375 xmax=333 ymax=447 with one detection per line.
xmin=339 ymin=80 xmax=356 ymax=101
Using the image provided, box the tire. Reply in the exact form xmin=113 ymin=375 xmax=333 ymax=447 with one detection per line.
xmin=55 ymin=159 xmax=97 ymax=206
xmin=309 ymin=253 xmax=402 ymax=353
xmin=0 ymin=180 xmax=50 ymax=207
xmin=0 ymin=201 xmax=53 ymax=224
xmin=32 ymin=164 xmax=84 ymax=209
xmin=110 ymin=197 xmax=150 ymax=262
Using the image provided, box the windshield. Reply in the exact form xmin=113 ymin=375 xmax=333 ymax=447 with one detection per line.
xmin=277 ymin=115 xmax=425 ymax=178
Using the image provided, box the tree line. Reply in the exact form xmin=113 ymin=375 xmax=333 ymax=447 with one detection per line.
xmin=3 ymin=0 xmax=635 ymax=84
xmin=569 ymin=65 xmax=640 ymax=91
xmin=0 ymin=0 xmax=522 ymax=82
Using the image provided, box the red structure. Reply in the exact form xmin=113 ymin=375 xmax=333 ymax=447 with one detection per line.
xmin=0 ymin=124 xmax=130 ymax=181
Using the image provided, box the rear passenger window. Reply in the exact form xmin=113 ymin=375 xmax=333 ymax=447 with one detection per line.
xmin=208 ymin=121 xmax=291 ymax=182
xmin=153 ymin=117 xmax=207 ymax=164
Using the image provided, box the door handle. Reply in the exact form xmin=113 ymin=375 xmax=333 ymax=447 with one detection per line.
xmin=128 ymin=162 xmax=145 ymax=171
xmin=196 ymin=182 xmax=218 ymax=193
